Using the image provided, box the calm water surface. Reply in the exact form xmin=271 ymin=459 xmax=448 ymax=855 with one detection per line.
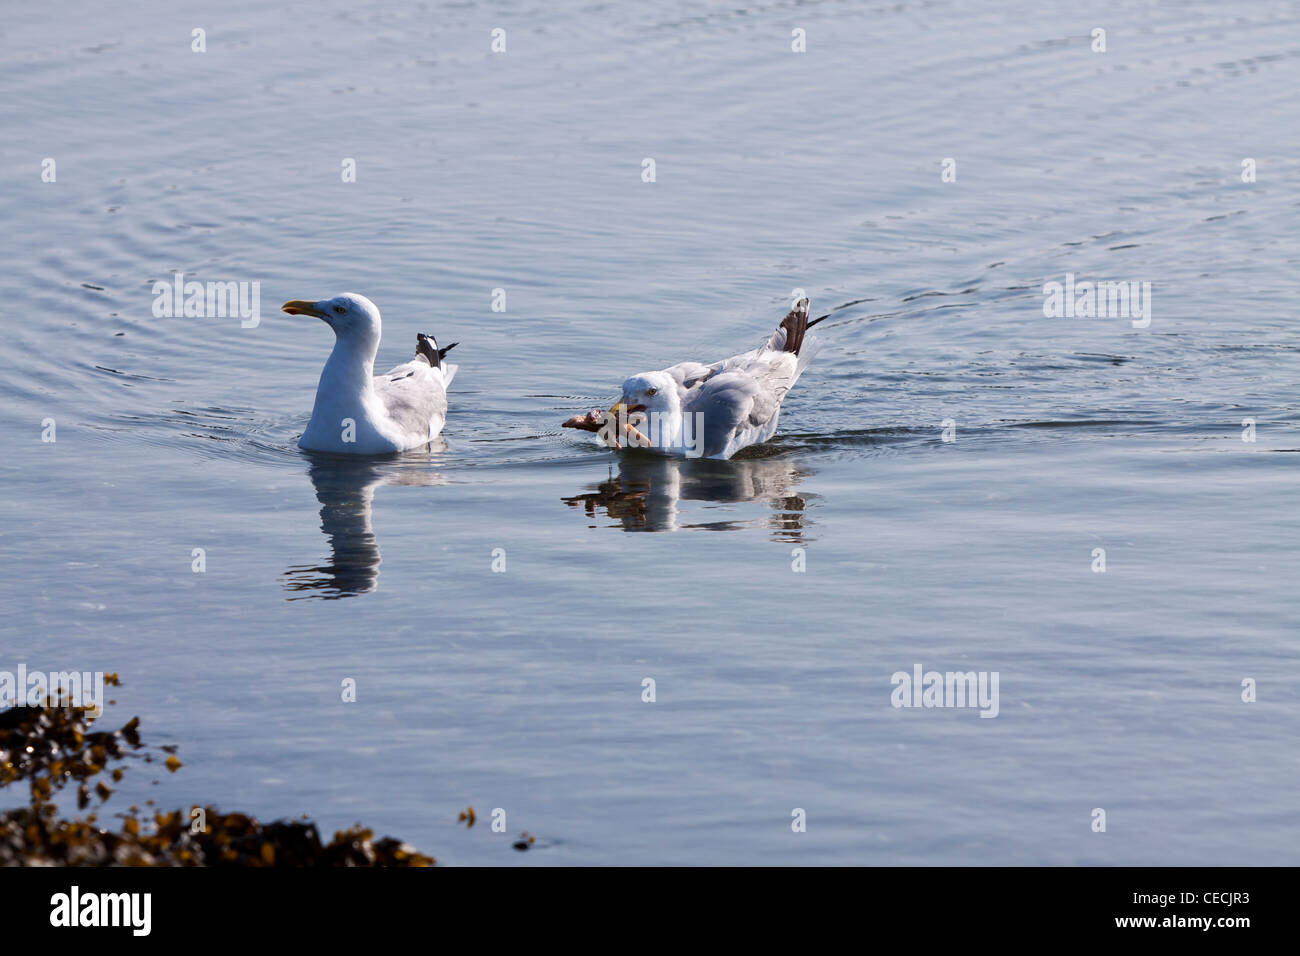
xmin=2 ymin=0 xmax=1298 ymax=864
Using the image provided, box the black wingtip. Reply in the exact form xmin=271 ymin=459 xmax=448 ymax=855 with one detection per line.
xmin=439 ymin=341 xmax=458 ymax=359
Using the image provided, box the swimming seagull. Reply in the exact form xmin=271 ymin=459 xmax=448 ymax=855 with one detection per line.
xmin=563 ymin=297 xmax=826 ymax=459
xmin=283 ymin=293 xmax=458 ymax=454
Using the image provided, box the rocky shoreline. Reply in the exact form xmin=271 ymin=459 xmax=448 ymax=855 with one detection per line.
xmin=1 ymin=680 xmax=434 ymax=867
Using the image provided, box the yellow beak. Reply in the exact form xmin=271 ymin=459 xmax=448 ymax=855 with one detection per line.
xmin=608 ymin=401 xmax=647 ymax=417
xmin=282 ymin=299 xmax=327 ymax=318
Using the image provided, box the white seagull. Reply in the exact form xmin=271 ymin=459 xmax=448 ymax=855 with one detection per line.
xmin=283 ymin=293 xmax=458 ymax=454
xmin=563 ymin=297 xmax=825 ymax=459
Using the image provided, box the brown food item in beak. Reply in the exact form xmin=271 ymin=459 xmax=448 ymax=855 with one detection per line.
xmin=561 ymin=410 xmax=606 ymax=433
xmin=622 ymin=418 xmax=651 ymax=448
xmin=560 ymin=410 xmax=651 ymax=449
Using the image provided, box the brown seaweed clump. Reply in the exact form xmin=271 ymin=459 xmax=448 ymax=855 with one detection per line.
xmin=0 ymin=686 xmax=433 ymax=867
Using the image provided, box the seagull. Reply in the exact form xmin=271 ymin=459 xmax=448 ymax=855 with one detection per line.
xmin=563 ymin=297 xmax=825 ymax=459
xmin=283 ymin=293 xmax=458 ymax=454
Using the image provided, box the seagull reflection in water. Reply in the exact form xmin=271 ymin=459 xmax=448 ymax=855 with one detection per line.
xmin=282 ymin=446 xmax=447 ymax=599
xmin=562 ymin=451 xmax=814 ymax=538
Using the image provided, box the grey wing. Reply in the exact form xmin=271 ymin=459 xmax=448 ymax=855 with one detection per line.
xmin=663 ymin=343 xmax=775 ymax=398
xmin=684 ymin=357 xmax=795 ymax=457
xmin=661 ymin=360 xmax=721 ymax=398
xmin=375 ymin=361 xmax=449 ymax=440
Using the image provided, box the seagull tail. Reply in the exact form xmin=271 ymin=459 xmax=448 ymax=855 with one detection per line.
xmin=415 ymin=332 xmax=458 ymax=370
xmin=769 ymin=297 xmax=813 ymax=355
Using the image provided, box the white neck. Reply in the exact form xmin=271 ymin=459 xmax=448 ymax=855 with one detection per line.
xmin=298 ymin=315 xmax=389 ymax=452
xmin=318 ymin=331 xmax=378 ymax=399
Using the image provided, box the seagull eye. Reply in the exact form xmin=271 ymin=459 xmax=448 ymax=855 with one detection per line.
xmin=646 ymin=387 xmax=658 ymax=396
xmin=333 ymin=306 xmax=346 ymax=315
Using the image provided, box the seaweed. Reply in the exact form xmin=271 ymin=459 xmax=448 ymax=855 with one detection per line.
xmin=0 ymin=682 xmax=434 ymax=867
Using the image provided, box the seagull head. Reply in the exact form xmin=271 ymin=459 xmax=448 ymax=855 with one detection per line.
xmin=282 ymin=293 xmax=382 ymax=342
xmin=612 ymin=370 xmax=679 ymax=421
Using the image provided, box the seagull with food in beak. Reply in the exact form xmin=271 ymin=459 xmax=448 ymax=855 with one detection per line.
xmin=563 ymin=296 xmax=826 ymax=460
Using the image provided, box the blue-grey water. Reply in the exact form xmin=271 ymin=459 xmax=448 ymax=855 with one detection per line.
xmin=2 ymin=0 xmax=1298 ymax=864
